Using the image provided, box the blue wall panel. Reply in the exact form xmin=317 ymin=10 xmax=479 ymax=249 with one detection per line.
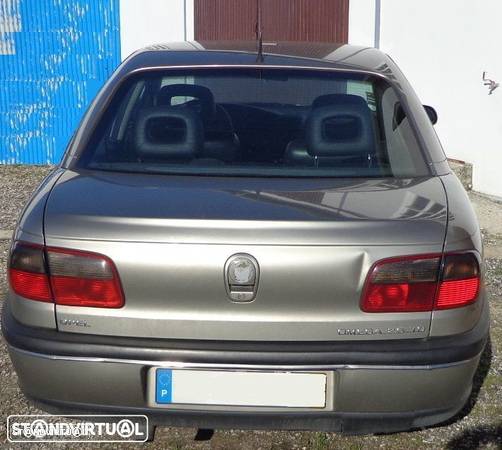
xmin=0 ymin=0 xmax=120 ymax=164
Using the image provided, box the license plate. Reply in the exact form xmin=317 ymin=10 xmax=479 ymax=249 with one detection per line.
xmin=154 ymin=368 xmax=327 ymax=408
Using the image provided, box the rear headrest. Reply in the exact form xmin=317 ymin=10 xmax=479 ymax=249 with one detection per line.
xmin=306 ymin=103 xmax=376 ymax=157
xmin=134 ymin=106 xmax=203 ymax=159
xmin=157 ymin=84 xmax=216 ymax=122
xmin=312 ymin=93 xmax=367 ymax=109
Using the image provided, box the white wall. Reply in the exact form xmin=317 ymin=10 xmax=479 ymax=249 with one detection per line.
xmin=349 ymin=0 xmax=502 ymax=198
xmin=348 ymin=0 xmax=375 ymax=48
xmin=119 ymin=0 xmax=194 ymax=60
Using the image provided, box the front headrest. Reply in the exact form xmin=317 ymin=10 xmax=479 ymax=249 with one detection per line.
xmin=312 ymin=93 xmax=367 ymax=109
xmin=306 ymin=103 xmax=376 ymax=157
xmin=134 ymin=106 xmax=203 ymax=159
xmin=157 ymin=84 xmax=216 ymax=122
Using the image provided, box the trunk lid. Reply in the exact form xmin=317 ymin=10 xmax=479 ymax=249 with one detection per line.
xmin=45 ymin=170 xmax=447 ymax=341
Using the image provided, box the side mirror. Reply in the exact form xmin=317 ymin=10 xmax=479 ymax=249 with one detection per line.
xmin=423 ymin=105 xmax=438 ymax=125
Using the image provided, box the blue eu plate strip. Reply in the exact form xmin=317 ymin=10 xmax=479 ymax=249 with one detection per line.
xmin=156 ymin=369 xmax=173 ymax=404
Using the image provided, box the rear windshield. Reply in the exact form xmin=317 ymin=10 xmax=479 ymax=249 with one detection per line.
xmin=77 ymin=68 xmax=429 ymax=178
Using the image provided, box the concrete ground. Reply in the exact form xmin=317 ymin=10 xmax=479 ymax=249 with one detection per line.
xmin=0 ymin=166 xmax=500 ymax=449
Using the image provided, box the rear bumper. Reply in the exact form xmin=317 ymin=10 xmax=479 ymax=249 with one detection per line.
xmin=24 ymin=389 xmax=472 ymax=435
xmin=5 ymin=346 xmax=481 ymax=433
xmin=2 ymin=298 xmax=489 ymax=366
xmin=2 ymin=302 xmax=489 ymax=433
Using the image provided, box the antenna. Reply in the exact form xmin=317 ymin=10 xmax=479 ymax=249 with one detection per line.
xmin=255 ymin=0 xmax=264 ymax=63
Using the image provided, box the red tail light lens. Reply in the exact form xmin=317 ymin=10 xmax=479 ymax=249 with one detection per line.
xmin=8 ymin=242 xmax=124 ymax=308
xmin=47 ymin=248 xmax=124 ymax=308
xmin=436 ymin=253 xmax=480 ymax=309
xmin=361 ymin=253 xmax=480 ymax=313
xmin=8 ymin=242 xmax=52 ymax=302
xmin=436 ymin=278 xmax=479 ymax=309
xmin=361 ymin=255 xmax=440 ymax=312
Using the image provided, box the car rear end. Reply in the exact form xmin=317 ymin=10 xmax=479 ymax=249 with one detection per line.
xmin=2 ymin=47 xmax=489 ymax=434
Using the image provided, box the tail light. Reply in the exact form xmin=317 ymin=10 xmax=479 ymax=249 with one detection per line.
xmin=8 ymin=242 xmax=124 ymax=308
xmin=436 ymin=253 xmax=480 ymax=309
xmin=8 ymin=243 xmax=52 ymax=302
xmin=361 ymin=253 xmax=480 ymax=313
xmin=47 ymin=247 xmax=124 ymax=308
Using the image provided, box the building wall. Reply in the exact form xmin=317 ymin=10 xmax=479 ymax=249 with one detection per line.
xmin=0 ymin=0 xmax=193 ymax=164
xmin=193 ymin=0 xmax=349 ymax=43
xmin=2 ymin=1 xmax=501 ymax=199
xmin=349 ymin=0 xmax=502 ymax=198
xmin=348 ymin=0 xmax=374 ymax=48
xmin=0 ymin=0 xmax=120 ymax=164
xmin=119 ymin=0 xmax=193 ymax=60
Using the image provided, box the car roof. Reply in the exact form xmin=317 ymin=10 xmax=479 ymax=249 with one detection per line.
xmin=120 ymin=41 xmax=396 ymax=79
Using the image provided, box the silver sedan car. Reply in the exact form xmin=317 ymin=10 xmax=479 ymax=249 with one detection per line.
xmin=2 ymin=42 xmax=488 ymax=435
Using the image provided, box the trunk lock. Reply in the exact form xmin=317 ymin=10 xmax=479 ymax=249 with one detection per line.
xmin=224 ymin=254 xmax=260 ymax=302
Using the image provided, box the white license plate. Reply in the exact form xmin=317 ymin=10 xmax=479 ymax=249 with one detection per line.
xmin=154 ymin=368 xmax=327 ymax=408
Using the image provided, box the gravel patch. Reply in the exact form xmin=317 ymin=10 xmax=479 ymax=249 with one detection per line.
xmin=0 ymin=166 xmax=500 ymax=449
xmin=0 ymin=165 xmax=53 ymax=231
xmin=470 ymin=192 xmax=502 ymax=236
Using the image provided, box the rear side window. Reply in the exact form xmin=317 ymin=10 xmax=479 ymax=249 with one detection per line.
xmin=77 ymin=68 xmax=429 ymax=178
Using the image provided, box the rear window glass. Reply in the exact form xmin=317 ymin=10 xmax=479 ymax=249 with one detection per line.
xmin=77 ymin=68 xmax=429 ymax=178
